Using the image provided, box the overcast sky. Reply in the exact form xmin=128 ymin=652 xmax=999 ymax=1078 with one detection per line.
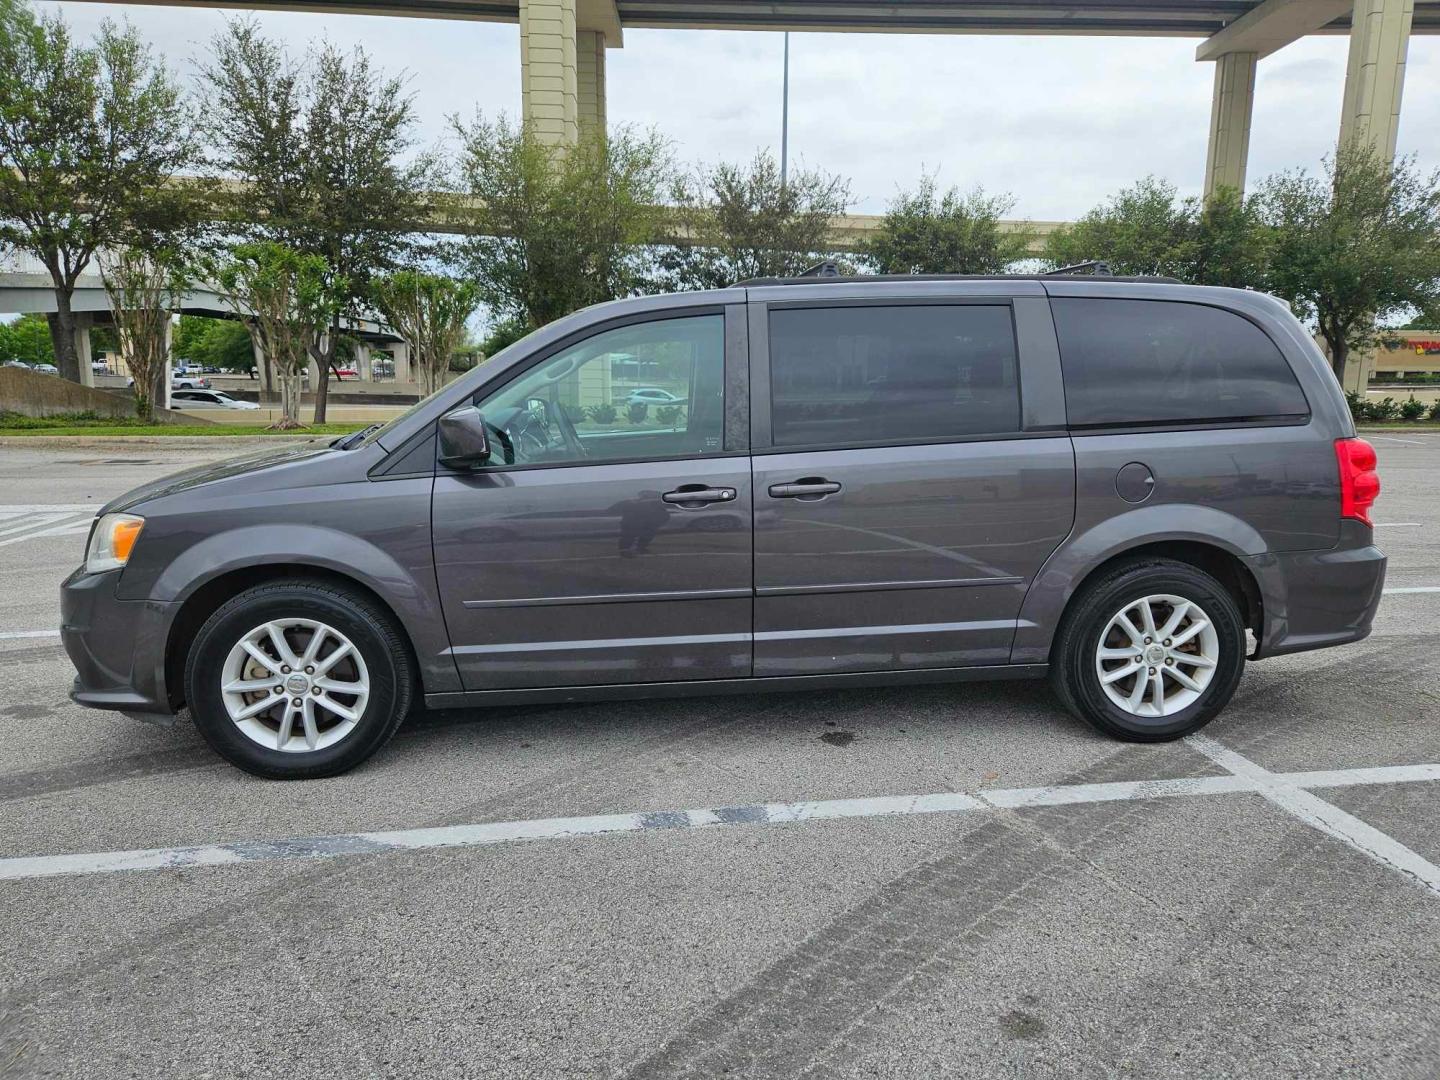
xmin=37 ymin=2 xmax=1440 ymax=220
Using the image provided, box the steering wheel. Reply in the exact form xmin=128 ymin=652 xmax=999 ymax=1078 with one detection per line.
xmin=506 ymin=406 xmax=550 ymax=460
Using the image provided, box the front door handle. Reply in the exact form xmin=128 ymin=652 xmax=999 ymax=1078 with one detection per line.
xmin=768 ymin=478 xmax=842 ymax=500
xmin=661 ymin=485 xmax=737 ymax=509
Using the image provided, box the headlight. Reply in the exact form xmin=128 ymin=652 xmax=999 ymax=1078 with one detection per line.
xmin=86 ymin=513 xmax=145 ymax=574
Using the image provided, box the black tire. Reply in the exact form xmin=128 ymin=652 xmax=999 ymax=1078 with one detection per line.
xmin=1050 ymin=557 xmax=1246 ymax=742
xmin=184 ymin=580 xmax=415 ymax=779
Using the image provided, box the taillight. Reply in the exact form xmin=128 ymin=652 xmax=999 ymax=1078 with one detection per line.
xmin=1335 ymin=437 xmax=1380 ymax=526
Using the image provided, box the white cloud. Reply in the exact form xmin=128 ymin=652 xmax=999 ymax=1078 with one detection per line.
xmin=34 ymin=2 xmax=1440 ymax=219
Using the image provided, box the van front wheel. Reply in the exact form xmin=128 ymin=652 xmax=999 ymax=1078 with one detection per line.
xmin=185 ymin=580 xmax=414 ymax=778
xmin=1050 ymin=559 xmax=1246 ymax=742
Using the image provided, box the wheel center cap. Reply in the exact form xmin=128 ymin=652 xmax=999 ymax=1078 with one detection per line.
xmin=285 ymin=673 xmax=311 ymax=695
xmin=1145 ymin=645 xmax=1166 ymax=665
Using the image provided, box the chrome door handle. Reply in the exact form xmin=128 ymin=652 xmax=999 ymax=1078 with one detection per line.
xmin=662 ymin=485 xmax=736 ymax=508
xmin=768 ymin=478 xmax=842 ymax=500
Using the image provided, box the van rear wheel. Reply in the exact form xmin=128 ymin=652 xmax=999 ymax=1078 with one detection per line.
xmin=1050 ymin=558 xmax=1245 ymax=742
xmin=185 ymin=580 xmax=414 ymax=779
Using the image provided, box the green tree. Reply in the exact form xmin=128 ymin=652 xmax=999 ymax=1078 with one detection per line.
xmin=1044 ymin=177 xmax=1192 ymax=277
xmin=173 ymin=314 xmax=254 ymax=371
xmin=1044 ymin=178 xmax=1268 ymax=288
xmin=0 ymin=3 xmax=199 ymax=382
xmin=661 ymin=150 xmax=850 ymax=289
xmin=1255 ymin=146 xmax=1440 ymax=383
xmin=477 ymin=316 xmax=530 ymax=359
xmin=453 ymin=114 xmax=672 ymax=331
xmin=99 ymin=247 xmax=185 ymax=423
xmin=370 ymin=271 xmax=480 ymax=396
xmin=211 ymin=241 xmax=339 ymax=428
xmin=864 ymin=177 xmax=1033 ymax=274
xmin=201 ymin=20 xmax=436 ymax=419
xmin=0 ymin=313 xmax=56 ymax=365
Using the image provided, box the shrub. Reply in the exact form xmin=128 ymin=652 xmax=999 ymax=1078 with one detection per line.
xmin=1429 ymin=400 xmax=1440 ymax=421
xmin=1399 ymin=396 xmax=1428 ymax=420
xmin=562 ymin=404 xmax=588 ymax=425
xmin=1369 ymin=396 xmax=1401 ymax=421
xmin=586 ymin=403 xmax=617 ymax=426
xmin=656 ymin=404 xmax=685 ymax=428
xmin=626 ymin=402 xmax=650 ymax=425
xmin=1344 ymin=391 xmax=1366 ymax=421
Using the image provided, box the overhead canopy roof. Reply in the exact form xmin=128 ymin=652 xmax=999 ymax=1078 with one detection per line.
xmin=79 ymin=0 xmax=1440 ymax=37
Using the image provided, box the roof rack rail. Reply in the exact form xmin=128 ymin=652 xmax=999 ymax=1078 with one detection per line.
xmin=733 ymin=270 xmax=1185 ymax=287
xmin=1045 ymin=260 xmax=1112 ymax=277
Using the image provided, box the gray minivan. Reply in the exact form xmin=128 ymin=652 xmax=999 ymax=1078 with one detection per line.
xmin=61 ymin=274 xmax=1386 ymax=778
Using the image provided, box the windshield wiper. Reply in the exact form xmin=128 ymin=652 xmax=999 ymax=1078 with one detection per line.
xmin=335 ymin=422 xmax=384 ymax=451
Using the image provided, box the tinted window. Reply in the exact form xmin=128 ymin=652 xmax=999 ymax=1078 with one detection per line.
xmin=1052 ymin=298 xmax=1309 ymax=427
xmin=768 ymin=305 xmax=1020 ymax=447
xmin=477 ymin=315 xmax=725 ymax=467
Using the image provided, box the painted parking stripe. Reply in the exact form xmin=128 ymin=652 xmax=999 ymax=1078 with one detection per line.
xmin=1188 ymin=736 xmax=1440 ymax=899
xmin=0 ymin=505 xmax=99 ymax=514
xmin=1373 ymin=522 xmax=1422 ymax=528
xmin=3 ymin=743 xmax=1439 ymax=885
xmin=0 ymin=630 xmax=61 ymax=641
xmin=1384 ymin=586 xmax=1440 ymax=595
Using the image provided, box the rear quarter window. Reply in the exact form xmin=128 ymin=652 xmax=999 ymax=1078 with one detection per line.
xmin=1052 ymin=298 xmax=1310 ymax=428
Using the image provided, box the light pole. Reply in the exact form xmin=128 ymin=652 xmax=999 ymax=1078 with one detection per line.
xmin=780 ymin=31 xmax=790 ymax=187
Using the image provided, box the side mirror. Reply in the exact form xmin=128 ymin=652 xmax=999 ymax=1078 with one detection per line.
xmin=438 ymin=405 xmax=491 ymax=468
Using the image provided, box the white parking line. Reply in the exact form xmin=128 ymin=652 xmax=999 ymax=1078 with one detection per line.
xmin=1188 ymin=736 xmax=1440 ymax=898
xmin=1373 ymin=522 xmax=1422 ymax=528
xmin=1384 ymin=586 xmax=1440 ymax=595
xmin=0 ymin=629 xmax=61 ymax=640
xmin=2 ymin=740 xmax=1438 ymax=887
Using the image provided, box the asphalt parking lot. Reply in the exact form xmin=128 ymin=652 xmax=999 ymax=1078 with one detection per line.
xmin=1 ymin=436 xmax=1438 ymax=1079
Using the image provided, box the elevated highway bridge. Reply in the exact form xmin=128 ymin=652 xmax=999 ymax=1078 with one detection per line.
xmin=68 ymin=0 xmax=1440 ymax=197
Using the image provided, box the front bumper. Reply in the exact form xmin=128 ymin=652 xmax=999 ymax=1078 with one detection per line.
xmin=1245 ymin=520 xmax=1387 ymax=659
xmin=60 ymin=566 xmax=177 ymax=716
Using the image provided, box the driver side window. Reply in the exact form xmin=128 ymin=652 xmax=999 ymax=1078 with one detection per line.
xmin=477 ymin=314 xmax=726 ymax=468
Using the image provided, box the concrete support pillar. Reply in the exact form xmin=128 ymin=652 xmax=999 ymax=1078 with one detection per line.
xmin=520 ymin=0 xmax=578 ymax=146
xmin=355 ymin=341 xmax=373 ymax=382
xmin=390 ymin=342 xmax=413 ymax=386
xmin=577 ymin=28 xmax=606 ymax=138
xmin=72 ymin=312 xmax=95 ymax=388
xmin=1339 ymin=0 xmax=1414 ymax=160
xmin=1203 ymin=51 xmax=1257 ymax=197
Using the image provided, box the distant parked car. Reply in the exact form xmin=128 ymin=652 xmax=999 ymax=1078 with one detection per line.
xmin=172 ymin=375 xmax=212 ymax=390
xmin=170 ymin=389 xmax=260 ymax=411
xmin=91 ymin=361 xmax=109 ymax=375
xmin=3 ymin=360 xmax=30 ymax=370
xmin=32 ymin=363 xmax=59 ymax=376
xmin=624 ymin=387 xmax=683 ymax=406
xmin=333 ymin=367 xmax=358 ymax=381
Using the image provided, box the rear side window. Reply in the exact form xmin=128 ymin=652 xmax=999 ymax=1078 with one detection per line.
xmin=768 ymin=304 xmax=1020 ymax=447
xmin=1052 ymin=298 xmax=1309 ymax=427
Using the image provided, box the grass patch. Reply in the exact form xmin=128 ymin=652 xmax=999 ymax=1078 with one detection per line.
xmin=0 ymin=412 xmax=357 ymax=437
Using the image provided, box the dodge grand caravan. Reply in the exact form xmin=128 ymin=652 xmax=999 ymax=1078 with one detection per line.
xmin=61 ymin=275 xmax=1386 ymax=778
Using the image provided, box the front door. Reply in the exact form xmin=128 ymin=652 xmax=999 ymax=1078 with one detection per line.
xmin=750 ymin=299 xmax=1075 ymax=676
xmin=433 ymin=310 xmax=753 ymax=690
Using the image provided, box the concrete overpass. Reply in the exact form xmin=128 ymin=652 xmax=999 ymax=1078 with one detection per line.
xmin=70 ymin=0 xmax=1440 ymax=200
xmin=0 ymin=254 xmax=406 ymax=392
